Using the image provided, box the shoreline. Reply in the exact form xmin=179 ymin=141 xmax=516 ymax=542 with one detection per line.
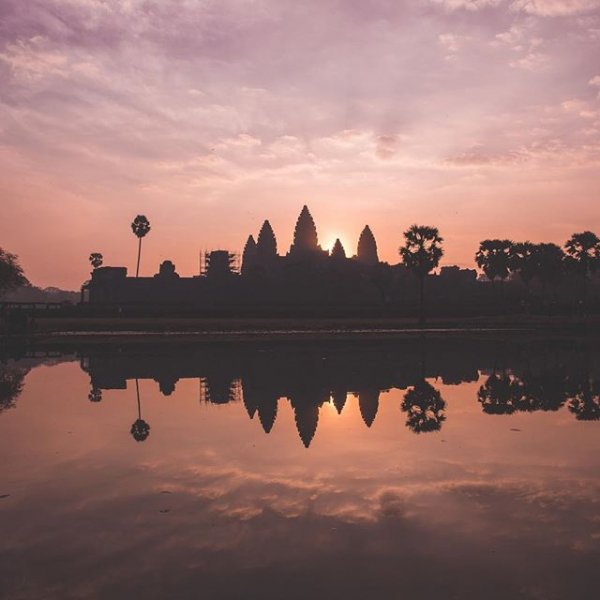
xmin=2 ymin=315 xmax=599 ymax=348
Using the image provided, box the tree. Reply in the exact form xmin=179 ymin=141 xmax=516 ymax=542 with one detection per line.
xmin=89 ymin=253 xmax=103 ymax=269
xmin=477 ymin=372 xmax=516 ymax=415
xmin=534 ymin=243 xmax=564 ymax=299
xmin=567 ymin=377 xmax=600 ymax=421
xmin=0 ymin=365 xmax=27 ymax=414
xmin=564 ymin=231 xmax=600 ymax=303
xmin=475 ymin=239 xmax=513 ymax=284
xmin=131 ymin=215 xmax=151 ymax=278
xmin=399 ymin=225 xmax=443 ymax=324
xmin=401 ymin=380 xmax=446 ymax=433
xmin=0 ymin=248 xmax=29 ymax=298
xmin=509 ymin=242 xmax=536 ymax=289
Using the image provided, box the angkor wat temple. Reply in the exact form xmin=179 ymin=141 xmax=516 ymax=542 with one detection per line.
xmin=84 ymin=205 xmax=477 ymax=310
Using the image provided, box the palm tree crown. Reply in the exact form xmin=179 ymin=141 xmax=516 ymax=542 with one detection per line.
xmin=399 ymin=225 xmax=444 ymax=277
xmin=131 ymin=215 xmax=151 ymax=238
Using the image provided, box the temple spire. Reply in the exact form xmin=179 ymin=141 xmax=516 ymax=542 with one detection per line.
xmin=357 ymin=225 xmax=379 ymax=266
xmin=358 ymin=390 xmax=380 ymax=428
xmin=294 ymin=404 xmax=319 ymax=448
xmin=331 ymin=238 xmax=346 ymax=260
xmin=257 ymin=220 xmax=277 ymax=256
xmin=289 ymin=205 xmax=320 ymax=255
xmin=241 ymin=235 xmax=257 ymax=276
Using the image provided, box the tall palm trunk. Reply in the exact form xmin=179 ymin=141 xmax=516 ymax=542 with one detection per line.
xmin=419 ymin=275 xmax=425 ymax=326
xmin=136 ymin=237 xmax=142 ymax=278
xmin=135 ymin=378 xmax=141 ymax=419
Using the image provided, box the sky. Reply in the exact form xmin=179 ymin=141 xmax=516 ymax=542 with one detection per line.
xmin=1 ymin=0 xmax=599 ymax=289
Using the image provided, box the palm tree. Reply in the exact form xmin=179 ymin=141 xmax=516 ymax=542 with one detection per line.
xmin=534 ymin=243 xmax=564 ymax=304
xmin=89 ymin=253 xmax=103 ymax=269
xmin=564 ymin=231 xmax=600 ymax=305
xmin=130 ymin=378 xmax=150 ymax=442
xmin=567 ymin=376 xmax=600 ymax=421
xmin=0 ymin=247 xmax=29 ymax=299
xmin=477 ymin=372 xmax=516 ymax=415
xmin=401 ymin=380 xmax=446 ymax=433
xmin=475 ymin=239 xmax=513 ymax=284
xmin=131 ymin=215 xmax=151 ymax=277
xmin=509 ymin=242 xmax=536 ymax=290
xmin=399 ymin=225 xmax=443 ymax=324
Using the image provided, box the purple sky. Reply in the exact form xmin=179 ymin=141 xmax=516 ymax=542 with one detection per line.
xmin=1 ymin=0 xmax=599 ymax=288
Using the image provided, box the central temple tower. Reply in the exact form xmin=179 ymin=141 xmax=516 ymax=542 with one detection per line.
xmin=288 ymin=205 xmax=322 ymax=257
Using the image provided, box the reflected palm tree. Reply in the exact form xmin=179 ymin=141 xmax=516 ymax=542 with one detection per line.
xmin=130 ymin=379 xmax=150 ymax=442
xmin=514 ymin=369 xmax=567 ymax=413
xmin=88 ymin=387 xmax=103 ymax=403
xmin=0 ymin=364 xmax=27 ymax=414
xmin=567 ymin=376 xmax=600 ymax=421
xmin=477 ymin=372 xmax=516 ymax=415
xmin=401 ymin=380 xmax=446 ymax=433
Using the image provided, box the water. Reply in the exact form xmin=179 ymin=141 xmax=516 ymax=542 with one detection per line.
xmin=1 ymin=336 xmax=599 ymax=599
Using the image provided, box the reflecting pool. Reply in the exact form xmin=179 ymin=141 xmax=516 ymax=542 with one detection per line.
xmin=1 ymin=336 xmax=599 ymax=599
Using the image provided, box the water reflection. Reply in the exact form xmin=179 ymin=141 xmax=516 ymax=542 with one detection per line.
xmin=1 ymin=336 xmax=599 ymax=600
xmin=71 ymin=337 xmax=600 ymax=446
xmin=0 ymin=362 xmax=27 ymax=413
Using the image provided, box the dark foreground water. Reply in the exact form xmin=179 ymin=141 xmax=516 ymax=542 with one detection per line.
xmin=1 ymin=336 xmax=599 ymax=600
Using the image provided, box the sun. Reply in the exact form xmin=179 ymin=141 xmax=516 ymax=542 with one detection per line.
xmin=321 ymin=232 xmax=353 ymax=256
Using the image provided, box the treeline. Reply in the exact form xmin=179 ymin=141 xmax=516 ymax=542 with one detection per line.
xmin=474 ymin=232 xmax=600 ymax=297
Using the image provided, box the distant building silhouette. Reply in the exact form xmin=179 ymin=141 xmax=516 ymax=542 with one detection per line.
xmin=203 ymin=251 xmax=237 ymax=280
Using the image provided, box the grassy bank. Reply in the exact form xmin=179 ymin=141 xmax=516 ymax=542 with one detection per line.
xmin=18 ymin=313 xmax=597 ymax=338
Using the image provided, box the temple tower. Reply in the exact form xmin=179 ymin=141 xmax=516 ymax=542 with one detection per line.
xmin=288 ymin=205 xmax=321 ymax=256
xmin=356 ymin=225 xmax=379 ymax=266
xmin=255 ymin=220 xmax=278 ymax=273
xmin=256 ymin=220 xmax=278 ymax=258
xmin=331 ymin=238 xmax=346 ymax=260
xmin=241 ymin=235 xmax=257 ymax=276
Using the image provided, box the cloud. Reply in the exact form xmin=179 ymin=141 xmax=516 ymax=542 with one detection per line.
xmin=430 ymin=0 xmax=503 ymax=11
xmin=511 ymin=0 xmax=600 ymax=16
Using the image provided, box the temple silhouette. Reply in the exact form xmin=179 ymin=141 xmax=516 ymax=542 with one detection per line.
xmin=83 ymin=205 xmax=477 ymax=308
